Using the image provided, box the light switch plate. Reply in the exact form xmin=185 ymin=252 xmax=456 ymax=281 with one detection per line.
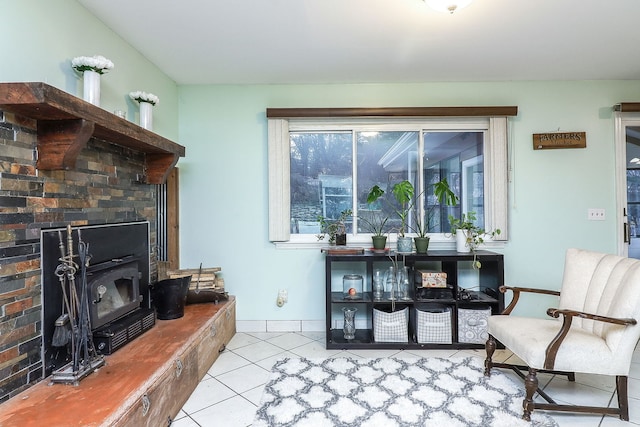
xmin=588 ymin=208 xmax=605 ymax=221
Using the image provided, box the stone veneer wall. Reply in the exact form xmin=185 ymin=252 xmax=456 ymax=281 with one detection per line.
xmin=0 ymin=110 xmax=159 ymax=402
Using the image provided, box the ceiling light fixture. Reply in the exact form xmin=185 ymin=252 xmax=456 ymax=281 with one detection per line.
xmin=424 ymin=0 xmax=473 ymax=14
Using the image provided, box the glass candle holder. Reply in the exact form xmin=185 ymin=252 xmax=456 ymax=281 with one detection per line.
xmin=343 ymin=274 xmax=363 ymax=300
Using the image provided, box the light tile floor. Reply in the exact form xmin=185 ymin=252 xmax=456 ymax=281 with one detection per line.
xmin=173 ymin=332 xmax=640 ymax=427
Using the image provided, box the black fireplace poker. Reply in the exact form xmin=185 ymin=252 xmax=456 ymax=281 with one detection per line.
xmin=50 ymin=225 xmax=105 ymax=385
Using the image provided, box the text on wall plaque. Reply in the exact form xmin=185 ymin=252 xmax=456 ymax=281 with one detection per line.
xmin=533 ymin=132 xmax=586 ymax=150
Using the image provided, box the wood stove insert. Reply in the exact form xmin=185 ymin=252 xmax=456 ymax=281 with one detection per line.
xmin=41 ymin=222 xmax=151 ymax=376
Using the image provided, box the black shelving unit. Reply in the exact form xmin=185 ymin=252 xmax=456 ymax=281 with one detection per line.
xmin=324 ymin=250 xmax=504 ymax=350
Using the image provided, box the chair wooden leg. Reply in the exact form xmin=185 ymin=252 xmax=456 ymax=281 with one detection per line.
xmin=617 ymin=376 xmax=629 ymax=421
xmin=485 ymin=335 xmax=496 ymax=376
xmin=523 ymin=368 xmax=538 ymax=421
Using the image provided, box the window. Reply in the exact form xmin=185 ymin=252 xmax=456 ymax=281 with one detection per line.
xmin=268 ymin=108 xmax=514 ymax=247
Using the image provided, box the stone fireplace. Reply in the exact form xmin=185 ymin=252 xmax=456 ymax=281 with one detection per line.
xmin=0 ymin=83 xmax=184 ymax=402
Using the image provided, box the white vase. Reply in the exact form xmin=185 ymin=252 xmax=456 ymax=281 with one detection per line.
xmin=83 ymin=70 xmax=101 ymax=106
xmin=456 ymin=230 xmax=471 ymax=252
xmin=139 ymin=101 xmax=153 ymax=130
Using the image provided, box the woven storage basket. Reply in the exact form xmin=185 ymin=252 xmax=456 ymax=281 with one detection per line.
xmin=373 ymin=307 xmax=409 ymax=343
xmin=416 ymin=308 xmax=452 ymax=344
xmin=457 ymin=307 xmax=492 ymax=344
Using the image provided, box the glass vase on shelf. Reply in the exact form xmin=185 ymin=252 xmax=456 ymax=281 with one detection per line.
xmin=342 ymin=307 xmax=357 ymax=340
xmin=372 ymin=269 xmax=384 ymax=300
xmin=397 ymin=266 xmax=411 ymax=300
xmin=384 ymin=266 xmax=397 ymax=301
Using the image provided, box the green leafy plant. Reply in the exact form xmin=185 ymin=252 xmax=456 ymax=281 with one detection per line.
xmin=358 ymin=187 xmax=390 ymax=237
xmin=366 ymin=178 xmax=459 ymax=238
xmin=358 ymin=211 xmax=388 ymax=237
xmin=316 ymin=209 xmax=352 ymax=244
xmin=433 ymin=178 xmax=458 ymax=207
xmin=391 ymin=180 xmax=415 ymax=237
xmin=366 ymin=180 xmax=416 ymax=237
xmin=412 ymin=178 xmax=458 ymax=238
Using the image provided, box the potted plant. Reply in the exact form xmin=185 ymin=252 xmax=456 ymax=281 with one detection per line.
xmin=317 ymin=209 xmax=352 ymax=245
xmin=411 ymin=221 xmax=430 ymax=253
xmin=408 ymin=178 xmax=458 ymax=253
xmin=449 ymin=211 xmax=501 ymax=268
xmin=359 ymin=187 xmax=390 ymax=250
xmin=391 ymin=180 xmax=416 ymax=253
xmin=365 ymin=181 xmax=416 ymax=252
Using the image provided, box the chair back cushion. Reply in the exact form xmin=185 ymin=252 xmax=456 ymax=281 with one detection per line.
xmin=559 ymin=248 xmax=640 ymax=354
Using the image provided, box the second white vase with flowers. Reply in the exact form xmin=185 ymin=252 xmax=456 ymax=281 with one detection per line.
xmin=139 ymin=102 xmax=153 ymax=130
xmin=83 ymin=70 xmax=101 ymax=106
xmin=129 ymin=91 xmax=159 ymax=131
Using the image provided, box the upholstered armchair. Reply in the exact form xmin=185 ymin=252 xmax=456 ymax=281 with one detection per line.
xmin=485 ymin=248 xmax=640 ymax=421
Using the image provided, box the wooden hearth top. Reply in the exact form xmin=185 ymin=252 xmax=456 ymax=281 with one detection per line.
xmin=0 ymin=82 xmax=185 ymax=184
xmin=0 ymin=298 xmax=235 ymax=427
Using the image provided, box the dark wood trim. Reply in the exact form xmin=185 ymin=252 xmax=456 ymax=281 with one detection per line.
xmin=499 ymin=286 xmax=561 ymax=315
xmin=0 ymin=82 xmax=185 ymax=184
xmin=266 ymin=106 xmax=518 ymax=118
xmin=615 ymin=103 xmax=640 ymax=112
xmin=166 ymin=167 xmax=180 ymax=271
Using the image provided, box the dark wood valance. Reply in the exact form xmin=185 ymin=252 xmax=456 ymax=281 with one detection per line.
xmin=266 ymin=106 xmax=518 ymax=118
xmin=615 ymin=103 xmax=640 ymax=112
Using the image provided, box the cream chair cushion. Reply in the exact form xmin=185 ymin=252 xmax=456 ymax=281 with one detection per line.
xmin=489 ymin=248 xmax=640 ymax=376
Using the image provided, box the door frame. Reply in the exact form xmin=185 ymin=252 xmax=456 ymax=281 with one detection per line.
xmin=614 ymin=112 xmax=640 ymax=256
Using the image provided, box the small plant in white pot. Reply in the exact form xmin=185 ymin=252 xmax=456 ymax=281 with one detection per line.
xmin=449 ymin=211 xmax=501 ymax=268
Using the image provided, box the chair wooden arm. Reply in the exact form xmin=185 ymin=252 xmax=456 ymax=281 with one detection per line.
xmin=499 ymin=286 xmax=561 ymax=315
xmin=543 ymin=308 xmax=637 ymax=370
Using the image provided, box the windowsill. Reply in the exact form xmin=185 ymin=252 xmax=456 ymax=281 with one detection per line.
xmin=273 ymin=235 xmax=506 ymax=251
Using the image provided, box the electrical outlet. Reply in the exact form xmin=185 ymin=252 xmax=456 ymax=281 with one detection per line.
xmin=588 ymin=208 xmax=605 ymax=221
xmin=278 ymin=289 xmax=288 ymax=303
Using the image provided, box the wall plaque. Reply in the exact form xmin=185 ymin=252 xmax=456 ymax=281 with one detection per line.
xmin=533 ymin=132 xmax=586 ymax=150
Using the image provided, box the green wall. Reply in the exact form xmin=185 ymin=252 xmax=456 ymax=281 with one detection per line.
xmin=4 ymin=0 xmax=640 ymax=324
xmin=178 ymin=82 xmax=640 ymax=321
xmin=1 ymin=0 xmax=179 ymax=140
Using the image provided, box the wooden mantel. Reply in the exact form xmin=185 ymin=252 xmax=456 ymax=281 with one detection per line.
xmin=0 ymin=82 xmax=185 ymax=184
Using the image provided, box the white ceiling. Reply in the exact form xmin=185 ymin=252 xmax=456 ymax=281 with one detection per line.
xmin=78 ymin=0 xmax=640 ymax=85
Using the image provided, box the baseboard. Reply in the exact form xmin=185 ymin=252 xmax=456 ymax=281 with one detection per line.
xmin=236 ymin=320 xmax=324 ymax=333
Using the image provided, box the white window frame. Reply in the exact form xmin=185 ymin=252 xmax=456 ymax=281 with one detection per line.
xmin=268 ymin=116 xmax=509 ymax=249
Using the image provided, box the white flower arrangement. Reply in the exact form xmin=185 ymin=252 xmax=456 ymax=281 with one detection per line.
xmin=71 ymin=55 xmax=114 ymax=74
xmin=129 ymin=91 xmax=160 ymax=106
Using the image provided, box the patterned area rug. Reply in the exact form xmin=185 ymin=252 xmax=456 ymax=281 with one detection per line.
xmin=253 ymin=357 xmax=558 ymax=427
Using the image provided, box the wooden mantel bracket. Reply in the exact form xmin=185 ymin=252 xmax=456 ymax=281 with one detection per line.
xmin=37 ymin=119 xmax=95 ymax=170
xmin=0 ymin=82 xmax=185 ymax=184
xmin=146 ymin=153 xmax=180 ymax=184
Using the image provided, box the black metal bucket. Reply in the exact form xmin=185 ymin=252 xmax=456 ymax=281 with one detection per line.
xmin=152 ymin=276 xmax=191 ymax=320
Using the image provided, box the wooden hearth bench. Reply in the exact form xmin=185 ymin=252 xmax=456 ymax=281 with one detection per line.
xmin=0 ymin=297 xmax=236 ymax=427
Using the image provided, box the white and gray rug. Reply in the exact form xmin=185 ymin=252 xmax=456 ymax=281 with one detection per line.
xmin=253 ymin=356 xmax=558 ymax=427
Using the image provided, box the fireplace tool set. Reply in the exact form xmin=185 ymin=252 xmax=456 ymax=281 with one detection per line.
xmin=50 ymin=225 xmax=105 ymax=385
